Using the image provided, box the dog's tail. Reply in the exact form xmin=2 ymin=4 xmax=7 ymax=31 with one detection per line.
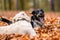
xmin=0 ymin=17 xmax=12 ymax=25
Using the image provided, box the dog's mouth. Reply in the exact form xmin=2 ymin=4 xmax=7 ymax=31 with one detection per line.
xmin=38 ymin=17 xmax=44 ymax=23
xmin=37 ymin=13 xmax=44 ymax=17
xmin=39 ymin=14 xmax=44 ymax=17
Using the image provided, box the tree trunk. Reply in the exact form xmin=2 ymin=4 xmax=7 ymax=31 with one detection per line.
xmin=8 ymin=0 xmax=11 ymax=10
xmin=57 ymin=0 xmax=60 ymax=11
xmin=48 ymin=0 xmax=55 ymax=11
xmin=4 ymin=0 xmax=6 ymax=10
xmin=15 ymin=0 xmax=18 ymax=10
xmin=33 ymin=0 xmax=37 ymax=9
xmin=20 ymin=0 xmax=24 ymax=10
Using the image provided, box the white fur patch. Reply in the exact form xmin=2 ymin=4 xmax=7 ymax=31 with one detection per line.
xmin=13 ymin=11 xmax=31 ymax=22
xmin=0 ymin=21 xmax=36 ymax=36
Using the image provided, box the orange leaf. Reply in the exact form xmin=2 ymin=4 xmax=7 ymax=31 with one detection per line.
xmin=50 ymin=18 xmax=56 ymax=24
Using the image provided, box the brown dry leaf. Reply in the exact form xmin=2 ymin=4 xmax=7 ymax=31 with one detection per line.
xmin=20 ymin=34 xmax=29 ymax=40
xmin=50 ymin=18 xmax=56 ymax=24
xmin=10 ymin=38 xmax=17 ymax=40
xmin=42 ymin=33 xmax=49 ymax=38
xmin=0 ymin=22 xmax=7 ymax=26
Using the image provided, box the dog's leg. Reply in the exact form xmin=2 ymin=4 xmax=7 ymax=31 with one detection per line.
xmin=30 ymin=21 xmax=34 ymax=28
xmin=27 ymin=28 xmax=36 ymax=37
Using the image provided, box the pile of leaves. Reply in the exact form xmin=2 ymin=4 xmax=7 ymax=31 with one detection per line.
xmin=0 ymin=17 xmax=60 ymax=40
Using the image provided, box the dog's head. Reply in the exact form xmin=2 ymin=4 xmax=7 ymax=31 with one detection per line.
xmin=32 ymin=9 xmax=44 ymax=18
xmin=13 ymin=11 xmax=31 ymax=22
xmin=31 ymin=9 xmax=44 ymax=27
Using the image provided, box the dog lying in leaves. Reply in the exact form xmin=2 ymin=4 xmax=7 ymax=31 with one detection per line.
xmin=0 ymin=9 xmax=44 ymax=28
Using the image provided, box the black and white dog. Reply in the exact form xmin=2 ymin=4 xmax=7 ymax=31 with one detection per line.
xmin=31 ymin=9 xmax=44 ymax=28
xmin=0 ymin=9 xmax=44 ymax=28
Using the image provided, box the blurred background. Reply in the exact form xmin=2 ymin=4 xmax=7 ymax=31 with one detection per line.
xmin=0 ymin=0 xmax=60 ymax=19
xmin=0 ymin=0 xmax=60 ymax=12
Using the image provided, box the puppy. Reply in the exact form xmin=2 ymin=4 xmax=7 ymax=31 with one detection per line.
xmin=31 ymin=9 xmax=44 ymax=28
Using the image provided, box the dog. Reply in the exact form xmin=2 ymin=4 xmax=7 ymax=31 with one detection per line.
xmin=0 ymin=11 xmax=36 ymax=36
xmin=31 ymin=9 xmax=44 ymax=28
xmin=0 ymin=10 xmax=44 ymax=28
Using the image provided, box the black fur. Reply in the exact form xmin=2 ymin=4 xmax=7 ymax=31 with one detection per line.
xmin=31 ymin=9 xmax=44 ymax=28
xmin=0 ymin=18 xmax=12 ymax=25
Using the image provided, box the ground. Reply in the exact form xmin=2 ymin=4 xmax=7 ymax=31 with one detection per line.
xmin=0 ymin=11 xmax=60 ymax=40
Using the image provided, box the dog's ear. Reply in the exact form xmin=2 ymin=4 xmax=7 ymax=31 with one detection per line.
xmin=32 ymin=10 xmax=36 ymax=15
xmin=40 ymin=9 xmax=44 ymax=13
